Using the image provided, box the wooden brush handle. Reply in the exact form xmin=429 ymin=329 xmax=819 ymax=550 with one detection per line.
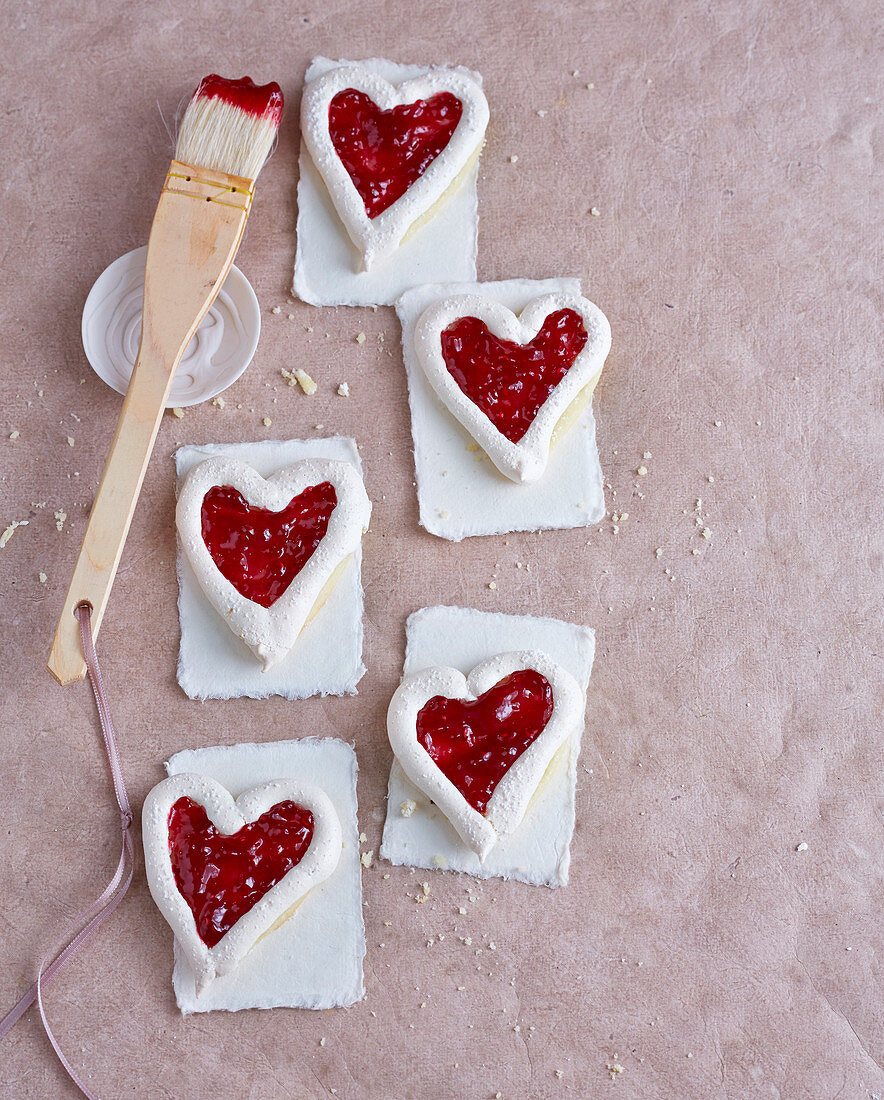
xmin=48 ymin=163 xmax=253 ymax=686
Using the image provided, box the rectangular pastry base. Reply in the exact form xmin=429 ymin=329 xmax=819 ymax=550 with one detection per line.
xmin=175 ymin=437 xmax=367 ymax=701
xmin=293 ymin=56 xmax=481 ymax=307
xmin=395 ymin=278 xmax=607 ymax=540
xmin=379 ymin=606 xmax=596 ymax=886
xmin=166 ymin=737 xmax=365 ymax=1014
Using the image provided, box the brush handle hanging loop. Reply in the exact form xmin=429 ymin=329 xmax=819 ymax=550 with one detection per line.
xmin=48 ymin=163 xmax=252 ymax=685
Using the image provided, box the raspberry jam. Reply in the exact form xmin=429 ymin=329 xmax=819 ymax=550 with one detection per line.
xmin=328 ymin=88 xmax=463 ymax=218
xmin=168 ymin=797 xmax=315 ymax=948
xmin=200 ymin=482 xmax=336 ymax=608
xmin=416 ymin=670 xmax=554 ymax=815
xmin=440 ymin=309 xmax=589 ymax=443
xmin=193 ymin=74 xmax=284 ymax=124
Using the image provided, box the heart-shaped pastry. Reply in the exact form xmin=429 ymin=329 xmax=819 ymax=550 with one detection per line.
xmin=387 ymin=651 xmax=584 ymax=859
xmin=414 ymin=293 xmax=612 ymax=484
xmin=301 ymin=64 xmax=489 ymax=270
xmin=142 ymin=774 xmax=342 ymax=994
xmin=176 ymin=457 xmax=371 ymax=669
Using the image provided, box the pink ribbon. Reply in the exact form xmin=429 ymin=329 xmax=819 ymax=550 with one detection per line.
xmin=0 ymin=604 xmax=134 ymax=1100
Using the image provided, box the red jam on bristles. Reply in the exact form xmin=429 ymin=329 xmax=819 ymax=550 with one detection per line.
xmin=328 ymin=89 xmax=463 ymax=218
xmin=416 ymin=670 xmax=554 ymax=815
xmin=440 ymin=309 xmax=589 ymax=443
xmin=168 ymin=797 xmax=314 ymax=947
xmin=193 ymin=74 xmax=284 ymax=125
xmin=200 ymin=482 xmax=336 ymax=608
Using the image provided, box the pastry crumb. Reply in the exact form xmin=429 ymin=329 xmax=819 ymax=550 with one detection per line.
xmin=554 ymin=1070 xmax=564 ymax=1079
xmin=358 ymin=832 xmax=367 ymax=844
xmin=38 ymin=572 xmax=47 ymax=584
xmin=636 ymin=465 xmax=648 ymax=476
xmin=400 ymin=799 xmax=417 ymax=818
xmin=271 ymin=305 xmax=281 ymax=314
xmin=643 ymin=451 xmax=652 ymax=460
xmin=590 ymin=207 xmax=601 ymax=216
xmin=355 ymin=332 xmax=366 ymax=345
xmin=54 ymin=510 xmax=67 ymax=532
xmin=289 ymin=368 xmax=318 ymax=395
xmin=488 ymin=580 xmax=498 ymax=591
xmin=537 ymin=109 xmax=547 ymax=117
xmin=9 ymin=430 xmax=19 ymax=440
xmin=796 ymin=842 xmax=809 ymax=852
xmin=586 ymin=82 xmax=595 ymax=89
xmin=701 ymin=527 xmax=712 ymax=539
xmin=509 ymin=154 xmax=519 ymax=164
xmin=458 ymin=906 xmax=467 ymax=915
xmin=432 ymin=854 xmax=448 ymax=868
xmin=360 ymin=850 xmax=374 ymax=869
xmin=262 ymin=417 xmax=272 ymax=427
xmin=607 ymin=1061 xmax=625 ymax=1080
xmin=654 ymin=547 xmax=663 ymax=558
xmin=211 ymin=396 xmax=225 ymax=409
xmin=0 ymin=520 xmax=28 ymax=548
xmin=288 ymin=313 xmax=295 ymax=320
xmin=319 ymin=1037 xmax=326 ymax=1046
xmin=171 ymin=407 xmax=184 ymax=419
xmin=691 ymin=547 xmax=701 ymax=556
xmin=707 ymin=474 xmax=715 ymax=483
xmin=337 ymin=382 xmax=350 ymax=397
xmin=67 ymin=433 xmax=75 ymax=445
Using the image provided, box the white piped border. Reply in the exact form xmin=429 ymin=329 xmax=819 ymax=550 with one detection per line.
xmin=142 ymin=774 xmax=342 ymax=996
xmin=301 ymin=63 xmax=489 ymax=270
xmin=387 ymin=651 xmax=584 ymax=860
xmin=414 ymin=292 xmax=612 ymax=484
xmin=176 ymin=457 xmax=371 ymax=670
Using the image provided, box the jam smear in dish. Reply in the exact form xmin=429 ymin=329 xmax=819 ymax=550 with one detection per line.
xmin=201 ymin=482 xmax=336 ymax=608
xmin=192 ymin=74 xmax=284 ymax=123
xmin=440 ymin=309 xmax=589 ymax=443
xmin=416 ymin=670 xmax=554 ymax=815
xmin=168 ymin=796 xmax=315 ymax=948
xmin=328 ymin=89 xmax=463 ymax=218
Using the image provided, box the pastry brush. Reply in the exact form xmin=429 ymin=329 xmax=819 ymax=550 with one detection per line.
xmin=48 ymin=75 xmax=282 ymax=686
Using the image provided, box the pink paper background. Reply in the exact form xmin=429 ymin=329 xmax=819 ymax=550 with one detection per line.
xmin=1 ymin=2 xmax=881 ymax=1097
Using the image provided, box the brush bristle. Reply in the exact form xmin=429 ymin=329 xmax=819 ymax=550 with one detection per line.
xmin=175 ymin=75 xmax=283 ymax=180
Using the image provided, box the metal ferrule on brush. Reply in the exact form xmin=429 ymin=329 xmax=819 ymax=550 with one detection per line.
xmin=162 ymin=161 xmax=254 ymax=212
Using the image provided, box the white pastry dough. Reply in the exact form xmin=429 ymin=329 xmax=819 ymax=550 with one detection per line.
xmin=396 ymin=279 xmax=607 ymax=540
xmin=142 ymin=773 xmax=342 ymax=995
xmin=166 ymin=737 xmax=365 ymax=1014
xmin=387 ymin=651 xmax=584 ymax=860
xmin=176 ymin=456 xmax=371 ymax=670
xmin=414 ymin=292 xmax=611 ymax=484
xmin=301 ymin=62 xmax=489 ymax=270
xmin=380 ymin=606 xmax=596 ymax=886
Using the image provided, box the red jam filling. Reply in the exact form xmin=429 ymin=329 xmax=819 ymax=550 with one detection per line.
xmin=193 ymin=74 xmax=284 ymax=124
xmin=440 ymin=309 xmax=589 ymax=443
xmin=416 ymin=670 xmax=554 ymax=815
xmin=168 ymin=796 xmax=314 ymax=948
xmin=328 ymin=88 xmax=463 ymax=218
xmin=200 ymin=482 xmax=336 ymax=608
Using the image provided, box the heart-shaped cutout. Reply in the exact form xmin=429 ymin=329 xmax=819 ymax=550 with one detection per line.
xmin=200 ymin=481 xmax=337 ymax=608
xmin=168 ymin=795 xmax=316 ymax=947
xmin=387 ymin=652 xmax=584 ymax=859
xmin=329 ymin=88 xmax=463 ymax=218
xmin=301 ymin=64 xmax=489 ymax=270
xmin=143 ymin=774 xmax=342 ymax=993
xmin=177 ymin=457 xmax=371 ymax=669
xmin=415 ymin=292 xmax=612 ymax=484
xmin=416 ymin=669 xmax=554 ymax=814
